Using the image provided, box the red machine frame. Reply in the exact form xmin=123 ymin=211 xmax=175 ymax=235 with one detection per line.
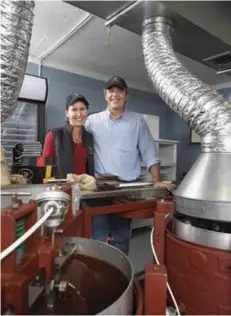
xmin=1 ymin=200 xmax=57 ymax=314
xmin=1 ymin=184 xmax=172 ymax=315
xmin=72 ymin=193 xmax=174 ymax=315
xmin=56 ymin=187 xmax=231 ymax=315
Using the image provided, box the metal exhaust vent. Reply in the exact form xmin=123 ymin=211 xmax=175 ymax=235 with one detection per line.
xmin=203 ymin=51 xmax=231 ymax=73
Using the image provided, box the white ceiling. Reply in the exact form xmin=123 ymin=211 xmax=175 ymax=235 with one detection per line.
xmin=29 ymin=1 xmax=231 ymax=93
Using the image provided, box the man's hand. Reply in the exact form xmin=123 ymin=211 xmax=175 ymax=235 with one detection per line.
xmin=153 ymin=181 xmax=176 ymax=191
xmin=149 ymin=165 xmax=176 ymax=191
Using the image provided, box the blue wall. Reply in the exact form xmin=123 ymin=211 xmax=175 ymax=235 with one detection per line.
xmin=26 ymin=63 xmax=169 ymax=138
xmin=26 ymin=62 xmax=231 ymax=181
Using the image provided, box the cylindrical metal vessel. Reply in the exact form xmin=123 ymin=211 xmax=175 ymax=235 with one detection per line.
xmin=165 ymin=224 xmax=231 ymax=315
xmin=60 ymin=237 xmax=134 ymax=315
xmin=172 ymin=214 xmax=231 ymax=251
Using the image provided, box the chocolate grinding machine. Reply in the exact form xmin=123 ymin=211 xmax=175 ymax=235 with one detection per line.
xmin=1 ymin=182 xmax=135 ymax=315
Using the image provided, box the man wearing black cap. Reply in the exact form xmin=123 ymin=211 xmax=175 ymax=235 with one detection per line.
xmin=85 ymin=76 xmax=175 ymax=255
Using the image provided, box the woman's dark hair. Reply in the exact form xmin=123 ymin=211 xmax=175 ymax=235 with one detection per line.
xmin=65 ymin=93 xmax=89 ymax=110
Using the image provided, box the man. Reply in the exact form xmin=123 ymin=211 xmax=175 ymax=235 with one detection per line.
xmin=85 ymin=76 xmax=175 ymax=255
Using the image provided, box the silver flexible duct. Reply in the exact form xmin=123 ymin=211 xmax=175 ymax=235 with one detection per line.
xmin=142 ymin=17 xmax=231 ymax=153
xmin=0 ymin=0 xmax=35 ymax=123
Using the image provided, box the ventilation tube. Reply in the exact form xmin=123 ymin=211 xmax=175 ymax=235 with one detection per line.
xmin=142 ymin=17 xmax=231 ymax=222
xmin=1 ymin=0 xmax=35 ymax=123
xmin=142 ymin=17 xmax=231 ymax=153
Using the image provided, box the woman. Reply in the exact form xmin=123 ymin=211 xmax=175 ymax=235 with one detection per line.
xmin=42 ymin=93 xmax=94 ymax=178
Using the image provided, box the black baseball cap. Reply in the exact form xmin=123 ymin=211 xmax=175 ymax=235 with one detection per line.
xmin=65 ymin=93 xmax=89 ymax=109
xmin=105 ymin=76 xmax=128 ymax=91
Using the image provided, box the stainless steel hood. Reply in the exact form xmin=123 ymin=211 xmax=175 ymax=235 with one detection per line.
xmin=66 ymin=1 xmax=231 ymax=74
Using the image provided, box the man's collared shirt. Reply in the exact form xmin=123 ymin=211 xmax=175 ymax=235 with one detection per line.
xmin=85 ymin=109 xmax=160 ymax=181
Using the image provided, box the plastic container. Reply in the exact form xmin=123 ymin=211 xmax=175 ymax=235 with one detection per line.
xmin=71 ymin=182 xmax=81 ymax=215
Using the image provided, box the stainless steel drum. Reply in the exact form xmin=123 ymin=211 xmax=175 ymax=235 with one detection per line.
xmin=172 ymin=214 xmax=231 ymax=251
xmin=29 ymin=237 xmax=134 ymax=315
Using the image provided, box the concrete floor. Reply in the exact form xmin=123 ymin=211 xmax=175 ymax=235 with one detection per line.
xmin=128 ymin=227 xmax=153 ymax=275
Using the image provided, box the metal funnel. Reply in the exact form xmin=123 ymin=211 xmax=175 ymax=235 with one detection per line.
xmin=174 ymin=153 xmax=231 ymax=221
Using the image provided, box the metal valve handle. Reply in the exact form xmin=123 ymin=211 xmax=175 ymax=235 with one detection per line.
xmin=1 ymin=191 xmax=31 ymax=196
xmin=1 ymin=191 xmax=31 ymax=209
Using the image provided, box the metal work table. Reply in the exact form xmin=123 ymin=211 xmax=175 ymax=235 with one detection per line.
xmin=1 ymin=184 xmax=169 ymax=208
xmin=81 ymin=186 xmax=169 ymax=200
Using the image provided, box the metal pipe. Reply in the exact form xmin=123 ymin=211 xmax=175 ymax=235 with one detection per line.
xmin=105 ymin=0 xmax=144 ymax=28
xmin=203 ymin=51 xmax=230 ymax=62
xmin=0 ymin=0 xmax=35 ymax=123
xmin=37 ymin=13 xmax=92 ymax=61
xmin=216 ymin=69 xmax=231 ymax=75
xmin=142 ymin=17 xmax=231 ymax=152
xmin=38 ymin=60 xmax=42 ymax=77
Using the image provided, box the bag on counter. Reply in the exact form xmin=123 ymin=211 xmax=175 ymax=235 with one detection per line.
xmin=0 ymin=147 xmax=11 ymax=186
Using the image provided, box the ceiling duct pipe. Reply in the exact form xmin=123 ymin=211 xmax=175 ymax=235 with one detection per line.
xmin=0 ymin=0 xmax=35 ymax=123
xmin=142 ymin=17 xmax=231 ymax=222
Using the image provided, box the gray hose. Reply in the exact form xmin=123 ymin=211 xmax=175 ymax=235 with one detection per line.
xmin=1 ymin=0 xmax=35 ymax=123
xmin=142 ymin=17 xmax=231 ymax=152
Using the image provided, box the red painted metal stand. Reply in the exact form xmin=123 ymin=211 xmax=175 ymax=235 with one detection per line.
xmin=1 ymin=201 xmax=57 ymax=314
xmin=144 ymin=198 xmax=174 ymax=315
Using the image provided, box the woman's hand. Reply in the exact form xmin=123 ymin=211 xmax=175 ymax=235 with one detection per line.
xmin=67 ymin=173 xmax=97 ymax=191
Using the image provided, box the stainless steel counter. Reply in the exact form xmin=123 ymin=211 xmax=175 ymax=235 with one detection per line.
xmin=1 ymin=183 xmax=169 ymax=209
xmin=81 ymin=186 xmax=168 ymax=200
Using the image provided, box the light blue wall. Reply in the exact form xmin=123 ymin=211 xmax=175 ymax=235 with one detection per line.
xmin=26 ymin=63 xmax=169 ymax=138
xmin=26 ymin=62 xmax=231 ymax=181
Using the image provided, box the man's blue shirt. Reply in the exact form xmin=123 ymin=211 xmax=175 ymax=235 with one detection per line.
xmin=85 ymin=109 xmax=160 ymax=181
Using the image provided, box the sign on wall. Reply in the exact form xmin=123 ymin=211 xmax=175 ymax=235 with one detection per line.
xmin=190 ymin=130 xmax=201 ymax=144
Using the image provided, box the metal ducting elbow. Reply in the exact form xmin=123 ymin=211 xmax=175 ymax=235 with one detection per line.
xmin=0 ymin=0 xmax=35 ymax=123
xmin=142 ymin=17 xmax=231 ymax=222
